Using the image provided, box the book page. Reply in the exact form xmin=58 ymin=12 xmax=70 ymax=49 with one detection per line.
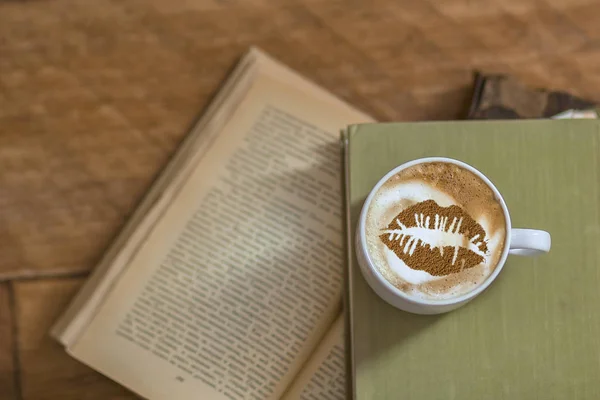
xmin=281 ymin=315 xmax=347 ymax=400
xmin=70 ymin=74 xmax=369 ymax=400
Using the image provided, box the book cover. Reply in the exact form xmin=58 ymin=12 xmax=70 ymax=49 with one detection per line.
xmin=345 ymin=120 xmax=600 ymax=399
xmin=467 ymin=73 xmax=598 ymax=119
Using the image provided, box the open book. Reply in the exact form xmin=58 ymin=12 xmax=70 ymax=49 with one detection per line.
xmin=51 ymin=48 xmax=372 ymax=399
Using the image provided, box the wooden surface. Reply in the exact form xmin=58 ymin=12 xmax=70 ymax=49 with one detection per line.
xmin=0 ymin=284 xmax=16 ymax=399
xmin=0 ymin=0 xmax=599 ymax=398
xmin=14 ymin=279 xmax=136 ymax=400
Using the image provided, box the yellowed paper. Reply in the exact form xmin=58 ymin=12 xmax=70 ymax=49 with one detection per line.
xmin=281 ymin=315 xmax=346 ymax=400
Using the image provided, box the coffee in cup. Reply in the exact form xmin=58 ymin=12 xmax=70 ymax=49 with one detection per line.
xmin=364 ymin=161 xmax=507 ymax=300
xmin=356 ymin=157 xmax=551 ymax=314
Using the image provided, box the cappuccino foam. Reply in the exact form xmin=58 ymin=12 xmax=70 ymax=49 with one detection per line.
xmin=365 ymin=162 xmax=506 ymax=301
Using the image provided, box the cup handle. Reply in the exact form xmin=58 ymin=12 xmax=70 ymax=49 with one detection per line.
xmin=509 ymin=228 xmax=551 ymax=256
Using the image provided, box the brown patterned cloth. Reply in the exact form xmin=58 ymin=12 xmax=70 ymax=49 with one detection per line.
xmin=467 ymin=73 xmax=597 ymax=119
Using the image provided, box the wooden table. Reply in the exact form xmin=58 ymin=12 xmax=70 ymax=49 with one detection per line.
xmin=1 ymin=0 xmax=599 ymax=398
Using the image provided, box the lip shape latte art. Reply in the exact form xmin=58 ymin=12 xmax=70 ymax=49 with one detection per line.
xmin=379 ymin=199 xmax=489 ymax=277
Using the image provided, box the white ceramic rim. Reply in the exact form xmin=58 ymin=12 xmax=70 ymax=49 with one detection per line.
xmin=357 ymin=157 xmax=512 ymax=306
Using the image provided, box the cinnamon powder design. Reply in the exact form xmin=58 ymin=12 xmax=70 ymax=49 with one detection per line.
xmin=379 ymin=200 xmax=488 ymax=276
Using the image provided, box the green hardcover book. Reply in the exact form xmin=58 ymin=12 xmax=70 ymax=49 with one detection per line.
xmin=343 ymin=120 xmax=600 ymax=399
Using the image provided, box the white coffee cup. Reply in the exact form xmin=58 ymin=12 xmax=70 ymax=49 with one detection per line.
xmin=355 ymin=157 xmax=551 ymax=315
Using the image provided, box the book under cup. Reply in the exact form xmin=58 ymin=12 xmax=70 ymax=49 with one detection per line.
xmin=343 ymin=119 xmax=600 ymax=399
